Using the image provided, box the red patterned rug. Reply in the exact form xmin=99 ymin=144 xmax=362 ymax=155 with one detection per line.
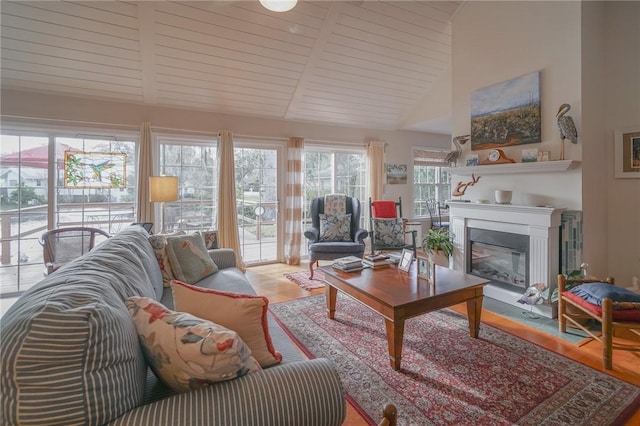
xmin=283 ymin=269 xmax=325 ymax=290
xmin=270 ymin=294 xmax=640 ymax=426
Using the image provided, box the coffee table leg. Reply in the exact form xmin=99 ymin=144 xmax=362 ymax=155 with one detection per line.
xmin=384 ymin=318 xmax=404 ymax=370
xmin=326 ymin=285 xmax=337 ymax=320
xmin=466 ymin=295 xmax=483 ymax=338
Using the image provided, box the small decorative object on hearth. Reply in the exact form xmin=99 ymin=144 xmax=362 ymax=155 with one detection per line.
xmin=517 ymin=282 xmax=549 ymax=319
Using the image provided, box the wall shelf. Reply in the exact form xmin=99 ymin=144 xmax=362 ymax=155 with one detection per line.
xmin=448 ymin=160 xmax=580 ymax=176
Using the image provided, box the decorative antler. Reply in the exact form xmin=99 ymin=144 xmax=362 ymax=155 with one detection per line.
xmin=452 ymin=173 xmax=481 ymax=197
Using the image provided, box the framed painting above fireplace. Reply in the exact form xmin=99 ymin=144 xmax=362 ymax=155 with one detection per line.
xmin=470 ymin=71 xmax=541 ymax=151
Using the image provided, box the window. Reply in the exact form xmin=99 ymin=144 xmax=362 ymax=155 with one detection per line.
xmin=0 ymin=130 xmax=137 ymax=297
xmin=158 ymin=137 xmax=217 ymax=232
xmin=413 ymin=149 xmax=450 ymax=217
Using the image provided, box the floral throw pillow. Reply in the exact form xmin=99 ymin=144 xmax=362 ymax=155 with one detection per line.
xmin=172 ymin=280 xmax=282 ymax=367
xmin=373 ymin=218 xmax=406 ymax=247
xmin=319 ymin=213 xmax=352 ymax=242
xmin=149 ymin=231 xmax=185 ymax=287
xmin=199 ymin=230 xmax=218 ymax=250
xmin=126 ymin=296 xmax=261 ymax=393
xmin=166 ymin=233 xmax=218 ymax=284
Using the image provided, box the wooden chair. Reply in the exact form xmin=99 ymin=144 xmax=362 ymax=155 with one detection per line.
xmin=369 ymin=197 xmax=416 ymax=256
xmin=426 ymin=198 xmax=449 ymax=230
xmin=39 ymin=227 xmax=110 ymax=275
xmin=558 ymin=274 xmax=640 ymax=370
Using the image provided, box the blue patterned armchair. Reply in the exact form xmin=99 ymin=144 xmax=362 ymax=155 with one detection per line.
xmin=304 ymin=196 xmax=368 ymax=279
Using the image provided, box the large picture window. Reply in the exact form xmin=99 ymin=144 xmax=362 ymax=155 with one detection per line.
xmin=158 ymin=137 xmax=217 ymax=232
xmin=1 ymin=130 xmax=137 ymax=297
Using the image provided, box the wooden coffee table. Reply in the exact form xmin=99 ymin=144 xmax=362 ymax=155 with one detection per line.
xmin=321 ymin=264 xmax=490 ymax=370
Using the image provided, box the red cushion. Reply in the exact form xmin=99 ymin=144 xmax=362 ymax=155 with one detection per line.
xmin=563 ymin=291 xmax=640 ymax=321
xmin=372 ymin=201 xmax=398 ymax=218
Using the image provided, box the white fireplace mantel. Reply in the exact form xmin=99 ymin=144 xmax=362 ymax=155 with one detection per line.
xmin=448 ymin=201 xmax=566 ymax=318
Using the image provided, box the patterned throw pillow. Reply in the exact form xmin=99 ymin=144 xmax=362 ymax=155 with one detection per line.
xmin=372 ymin=218 xmax=406 ymax=247
xmin=165 ymin=233 xmax=219 ymax=284
xmin=172 ymin=280 xmax=282 ymax=367
xmin=200 ymin=230 xmax=219 ymax=250
xmin=149 ymin=231 xmax=185 ymax=287
xmin=319 ymin=213 xmax=352 ymax=242
xmin=126 ymin=296 xmax=261 ymax=393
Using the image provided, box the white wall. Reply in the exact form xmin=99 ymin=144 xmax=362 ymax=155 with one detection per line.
xmin=0 ymin=89 xmax=450 ymax=216
xmin=450 ymin=1 xmax=639 ymax=284
xmin=603 ymin=2 xmax=640 ymax=285
xmin=451 ymin=1 xmax=582 ymax=209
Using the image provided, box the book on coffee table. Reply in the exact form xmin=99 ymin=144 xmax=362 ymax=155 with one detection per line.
xmin=362 ymin=258 xmax=391 ymax=268
xmin=332 ymin=263 xmax=364 ymax=272
xmin=363 ymin=253 xmax=390 ymax=262
xmin=332 ymin=256 xmax=362 ymax=268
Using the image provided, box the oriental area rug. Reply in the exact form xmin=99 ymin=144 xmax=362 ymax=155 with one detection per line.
xmin=283 ymin=269 xmax=326 ymax=290
xmin=270 ymin=294 xmax=640 ymax=426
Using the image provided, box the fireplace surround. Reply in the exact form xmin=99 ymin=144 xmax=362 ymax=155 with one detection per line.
xmin=449 ymin=201 xmax=565 ymax=318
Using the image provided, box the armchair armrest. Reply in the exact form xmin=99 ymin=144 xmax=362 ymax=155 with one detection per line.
xmin=354 ymin=228 xmax=368 ymax=243
xmin=107 ymin=359 xmax=346 ymax=426
xmin=304 ymin=227 xmax=320 ymax=243
xmin=208 ymin=248 xmax=237 ymax=269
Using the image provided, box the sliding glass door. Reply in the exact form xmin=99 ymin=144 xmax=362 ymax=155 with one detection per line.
xmin=234 ymin=143 xmax=281 ymax=264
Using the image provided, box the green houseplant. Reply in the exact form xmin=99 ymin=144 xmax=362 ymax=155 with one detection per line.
xmin=422 ymin=228 xmax=454 ymax=267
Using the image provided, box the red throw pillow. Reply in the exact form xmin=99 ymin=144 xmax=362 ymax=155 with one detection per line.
xmin=372 ymin=201 xmax=397 ymax=218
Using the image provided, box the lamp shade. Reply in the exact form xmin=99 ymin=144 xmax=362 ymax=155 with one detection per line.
xmin=149 ymin=176 xmax=179 ymax=202
xmin=259 ymin=0 xmax=297 ymax=12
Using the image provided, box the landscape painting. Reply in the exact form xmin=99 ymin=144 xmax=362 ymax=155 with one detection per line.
xmin=471 ymin=71 xmax=541 ymax=151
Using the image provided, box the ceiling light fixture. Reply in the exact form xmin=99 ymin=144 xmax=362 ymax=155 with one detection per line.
xmin=259 ymin=0 xmax=297 ymax=12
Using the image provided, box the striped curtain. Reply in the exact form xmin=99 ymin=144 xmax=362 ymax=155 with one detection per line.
xmin=284 ymin=137 xmax=303 ymax=265
xmin=367 ymin=140 xmax=385 ymax=201
xmin=217 ymin=130 xmax=245 ymax=271
xmin=136 ymin=121 xmax=154 ymax=225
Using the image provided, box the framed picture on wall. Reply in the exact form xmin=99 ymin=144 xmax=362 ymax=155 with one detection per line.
xmin=614 ymin=126 xmax=640 ymax=178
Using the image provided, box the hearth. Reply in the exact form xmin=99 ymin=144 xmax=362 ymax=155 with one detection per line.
xmin=467 ymin=228 xmax=529 ymax=292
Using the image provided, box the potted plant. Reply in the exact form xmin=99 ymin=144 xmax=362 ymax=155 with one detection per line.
xmin=422 ymin=228 xmax=454 ymax=268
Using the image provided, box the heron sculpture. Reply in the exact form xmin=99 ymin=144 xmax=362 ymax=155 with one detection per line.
xmin=444 ymin=134 xmax=470 ymax=166
xmin=556 ymin=103 xmax=578 ymax=160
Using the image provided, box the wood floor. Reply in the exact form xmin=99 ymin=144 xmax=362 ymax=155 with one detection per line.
xmin=246 ymin=262 xmax=640 ymax=425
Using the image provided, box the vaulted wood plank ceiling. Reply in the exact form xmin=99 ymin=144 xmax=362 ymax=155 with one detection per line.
xmin=0 ymin=1 xmax=462 ymax=132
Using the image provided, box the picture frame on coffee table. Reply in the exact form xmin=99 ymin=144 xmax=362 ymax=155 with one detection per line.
xmin=398 ymin=249 xmax=414 ymax=273
xmin=416 ymin=252 xmax=430 ymax=279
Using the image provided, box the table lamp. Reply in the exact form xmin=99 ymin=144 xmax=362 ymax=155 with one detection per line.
xmin=149 ymin=176 xmax=178 ymax=233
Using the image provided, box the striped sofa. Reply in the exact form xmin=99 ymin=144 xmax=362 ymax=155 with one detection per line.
xmin=1 ymin=226 xmax=346 ymax=426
